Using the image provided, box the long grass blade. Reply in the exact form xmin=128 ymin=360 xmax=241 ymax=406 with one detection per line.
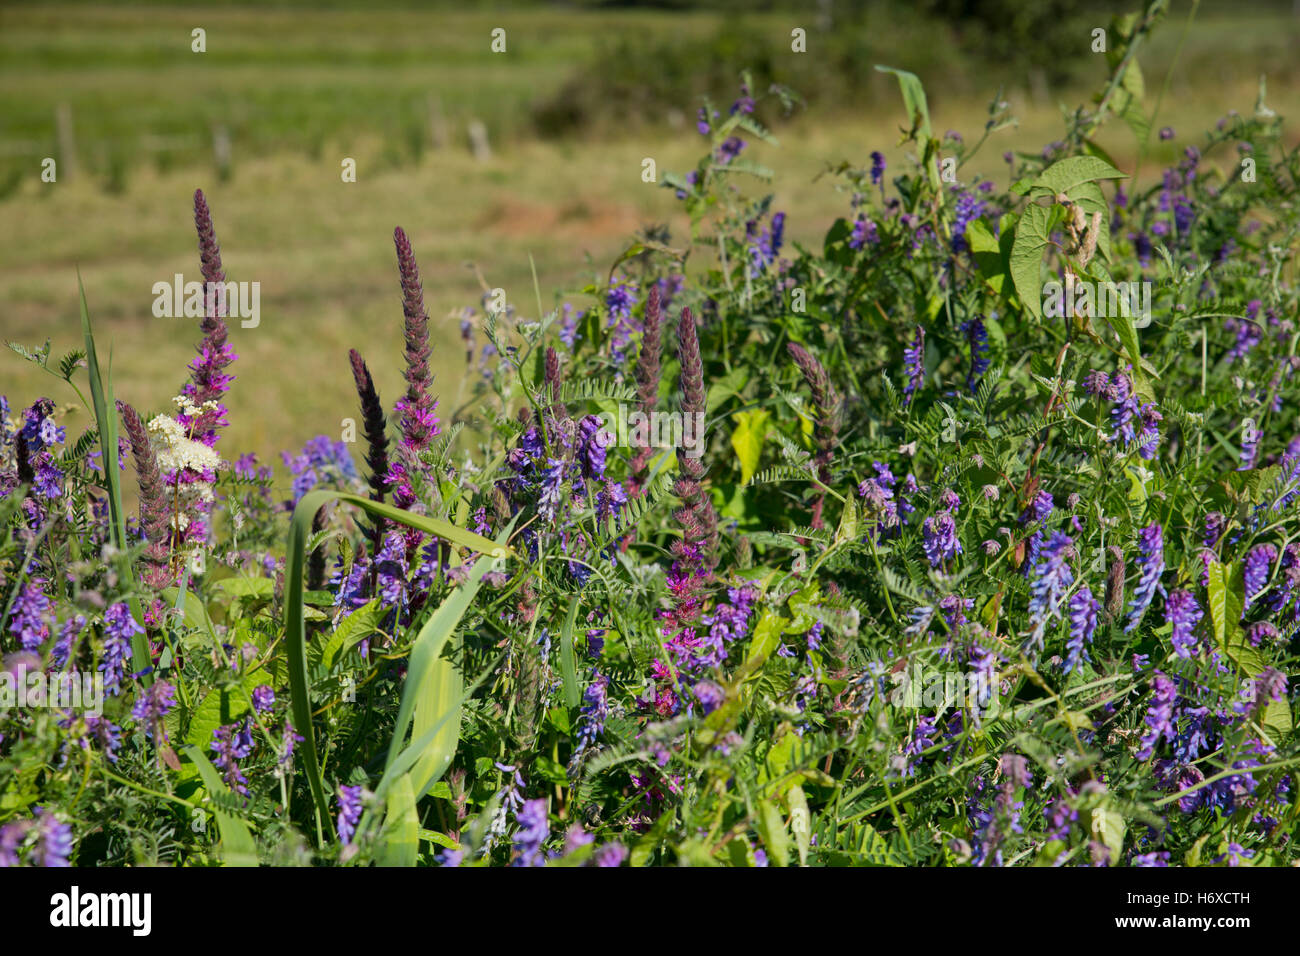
xmin=378 ymin=774 xmax=419 ymax=867
xmin=78 ymin=273 xmax=152 ymax=686
xmin=285 ymin=489 xmax=514 ymax=843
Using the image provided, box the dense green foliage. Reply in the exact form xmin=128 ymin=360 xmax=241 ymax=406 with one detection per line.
xmin=2 ymin=4 xmax=1300 ymax=867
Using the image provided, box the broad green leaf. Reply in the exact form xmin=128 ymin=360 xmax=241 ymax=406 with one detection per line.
xmin=213 ymin=577 xmax=275 ymax=600
xmin=1030 ymin=156 xmax=1127 ymax=198
xmin=745 ymin=610 xmax=789 ymax=670
xmin=184 ymin=675 xmax=258 ymax=756
xmin=1262 ymin=697 xmax=1293 ymax=742
xmin=730 ymin=409 xmax=770 ymax=484
xmin=1206 ymin=559 xmax=1245 ymax=652
xmin=1010 ymin=203 xmax=1054 ymax=321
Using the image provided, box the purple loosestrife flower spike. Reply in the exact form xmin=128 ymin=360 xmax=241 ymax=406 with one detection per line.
xmin=787 ymin=342 xmax=842 ymax=530
xmin=959 ymin=318 xmax=990 ymax=393
xmin=628 ymin=285 xmax=663 ymax=497
xmin=186 ymin=190 xmax=237 ymax=427
xmin=10 ymin=579 xmax=52 ymax=652
xmin=119 ymin=401 xmax=175 ymax=588
xmin=389 ymin=227 xmax=441 ymax=550
xmin=210 ymin=720 xmax=253 ymax=795
xmin=673 ymin=307 xmax=719 ymax=568
xmin=348 ymin=348 xmax=390 ymax=553
xmin=131 ymin=679 xmax=176 ymax=741
xmin=0 ymin=819 xmax=30 ymax=867
xmin=52 ymin=614 xmax=86 ymax=669
xmin=593 ymin=843 xmax=628 ymax=867
xmin=1125 ymin=523 xmax=1164 ymax=633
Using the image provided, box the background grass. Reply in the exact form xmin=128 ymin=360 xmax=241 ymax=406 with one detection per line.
xmin=2 ymin=0 xmax=1297 ymax=486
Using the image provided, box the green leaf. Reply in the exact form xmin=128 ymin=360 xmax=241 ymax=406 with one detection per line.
xmin=182 ymin=745 xmax=258 ymax=867
xmin=318 ymin=599 xmax=385 ymax=671
xmin=418 ymin=828 xmax=459 ymax=850
xmin=78 ymin=275 xmax=151 ymax=686
xmin=967 ymin=218 xmax=1010 ymax=296
xmin=787 ymin=784 xmax=811 ymax=867
xmin=706 ymin=366 xmax=749 ymax=415
xmin=858 ymin=823 xmax=898 ymax=865
xmin=378 ymin=775 xmax=419 ymax=867
xmin=833 ymin=498 xmax=859 ymax=546
xmin=1030 ymin=156 xmax=1127 ymax=198
xmin=213 ymin=577 xmax=275 ymax=601
xmin=559 ymin=595 xmax=581 ymax=710
xmin=754 ymin=797 xmax=790 ymax=867
xmin=730 ymin=409 xmax=770 ymax=485
xmin=1010 ymin=203 xmax=1054 ymax=321
xmin=744 ymin=610 xmax=789 ymax=671
xmin=392 ymin=559 xmax=492 ymax=799
xmin=1262 ymin=697 xmax=1293 ymax=742
xmin=874 ymin=66 xmax=932 ymax=142
xmin=1088 ymin=805 xmax=1126 ymax=862
xmin=1206 ymin=559 xmax=1245 ymax=654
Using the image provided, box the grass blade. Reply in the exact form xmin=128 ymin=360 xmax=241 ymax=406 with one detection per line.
xmin=181 ymin=745 xmax=258 ymax=866
xmin=78 ymin=273 xmax=152 ymax=686
xmin=559 ymin=594 xmax=580 ymax=709
xmin=378 ymin=774 xmax=419 ymax=867
xmin=389 ymin=551 xmax=496 ymax=797
xmin=285 ymin=489 xmax=514 ymax=843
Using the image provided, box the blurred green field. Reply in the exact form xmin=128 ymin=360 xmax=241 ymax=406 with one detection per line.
xmin=2 ymin=2 xmax=1298 ymax=484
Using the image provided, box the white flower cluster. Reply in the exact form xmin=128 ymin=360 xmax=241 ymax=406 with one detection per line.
xmin=148 ymin=402 xmax=222 ymax=534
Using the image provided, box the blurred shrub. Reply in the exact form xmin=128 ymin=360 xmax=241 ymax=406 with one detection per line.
xmin=533 ymin=2 xmax=971 ymax=137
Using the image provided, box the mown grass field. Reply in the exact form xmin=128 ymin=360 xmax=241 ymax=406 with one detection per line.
xmin=2 ymin=2 xmax=1298 ymax=479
